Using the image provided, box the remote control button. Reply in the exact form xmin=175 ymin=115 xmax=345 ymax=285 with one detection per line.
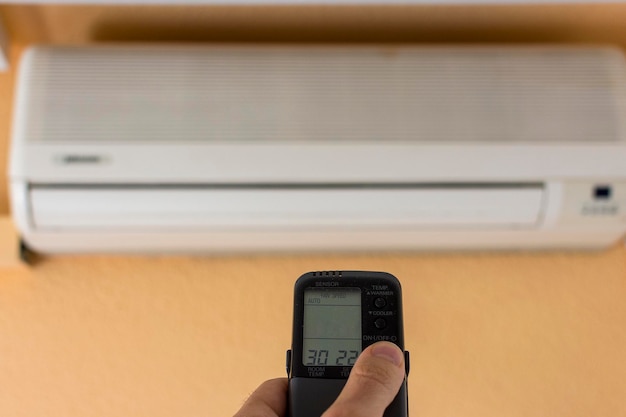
xmin=374 ymin=297 xmax=386 ymax=308
xmin=374 ymin=318 xmax=386 ymax=329
xmin=404 ymin=351 xmax=410 ymax=376
xmin=286 ymin=350 xmax=292 ymax=375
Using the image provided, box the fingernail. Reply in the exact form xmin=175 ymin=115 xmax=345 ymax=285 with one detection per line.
xmin=371 ymin=343 xmax=403 ymax=367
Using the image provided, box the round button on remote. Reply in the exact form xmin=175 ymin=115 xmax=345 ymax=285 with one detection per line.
xmin=374 ymin=297 xmax=386 ymax=308
xmin=374 ymin=318 xmax=386 ymax=329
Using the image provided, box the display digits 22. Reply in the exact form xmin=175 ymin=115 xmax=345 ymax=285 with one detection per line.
xmin=286 ymin=271 xmax=409 ymax=417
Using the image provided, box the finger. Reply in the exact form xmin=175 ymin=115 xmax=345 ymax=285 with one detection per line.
xmin=322 ymin=342 xmax=405 ymax=417
xmin=233 ymin=378 xmax=288 ymax=417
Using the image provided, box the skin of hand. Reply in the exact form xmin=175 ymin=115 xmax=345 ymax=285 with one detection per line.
xmin=233 ymin=341 xmax=406 ymax=417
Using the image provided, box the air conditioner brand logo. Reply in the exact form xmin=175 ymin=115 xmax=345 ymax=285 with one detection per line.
xmin=55 ymin=155 xmax=109 ymax=165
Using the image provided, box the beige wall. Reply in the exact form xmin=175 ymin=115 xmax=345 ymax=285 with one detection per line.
xmin=1 ymin=4 xmax=626 ymax=417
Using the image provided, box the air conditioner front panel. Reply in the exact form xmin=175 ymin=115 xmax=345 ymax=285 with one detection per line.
xmin=29 ymin=186 xmax=544 ymax=230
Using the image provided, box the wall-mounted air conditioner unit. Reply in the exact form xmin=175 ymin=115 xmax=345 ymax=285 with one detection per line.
xmin=10 ymin=45 xmax=626 ymax=253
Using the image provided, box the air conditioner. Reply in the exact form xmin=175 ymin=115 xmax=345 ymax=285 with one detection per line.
xmin=9 ymin=45 xmax=626 ymax=253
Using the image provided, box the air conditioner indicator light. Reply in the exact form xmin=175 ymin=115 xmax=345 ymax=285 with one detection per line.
xmin=593 ymin=185 xmax=612 ymax=200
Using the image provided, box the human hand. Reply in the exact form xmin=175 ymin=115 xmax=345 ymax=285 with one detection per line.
xmin=233 ymin=341 xmax=406 ymax=417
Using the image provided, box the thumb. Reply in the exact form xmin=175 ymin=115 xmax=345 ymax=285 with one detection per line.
xmin=322 ymin=342 xmax=406 ymax=417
